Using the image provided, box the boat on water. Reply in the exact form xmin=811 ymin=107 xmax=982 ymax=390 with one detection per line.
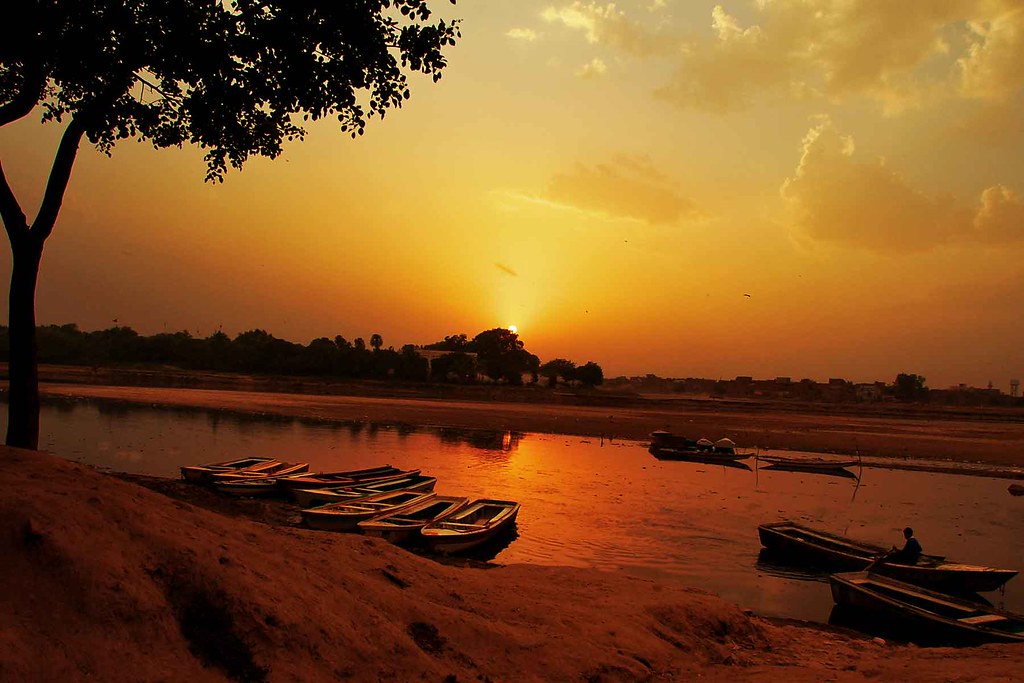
xmin=180 ymin=457 xmax=298 ymax=484
xmin=756 ymin=455 xmax=859 ymax=472
xmin=291 ymin=474 xmax=437 ymax=508
xmin=761 ymin=463 xmax=858 ymax=479
xmin=648 ymin=432 xmax=750 ymax=462
xmin=829 ymin=572 xmax=1024 ymax=646
xmin=276 ymin=466 xmax=413 ymax=493
xmin=650 ymin=449 xmax=753 ymax=470
xmin=758 ymin=520 xmax=1018 ymax=594
xmin=358 ymin=496 xmax=469 ymax=544
xmin=421 ymin=499 xmax=520 ymax=554
xmin=1009 ymin=483 xmax=1024 ymax=497
xmin=301 ymin=490 xmax=437 ymax=532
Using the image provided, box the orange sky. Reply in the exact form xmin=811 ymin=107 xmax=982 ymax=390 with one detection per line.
xmin=2 ymin=1 xmax=1023 ymax=388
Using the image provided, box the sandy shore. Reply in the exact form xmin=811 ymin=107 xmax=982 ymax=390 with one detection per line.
xmin=3 ymin=445 xmax=1021 ymax=682
xmin=39 ymin=381 xmax=1024 ymax=469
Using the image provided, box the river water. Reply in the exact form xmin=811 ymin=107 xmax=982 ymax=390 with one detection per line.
xmin=15 ymin=397 xmax=1024 ymax=623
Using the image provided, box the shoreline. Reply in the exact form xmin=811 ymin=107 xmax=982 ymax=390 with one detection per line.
xmin=37 ymin=381 xmax=1024 ymax=477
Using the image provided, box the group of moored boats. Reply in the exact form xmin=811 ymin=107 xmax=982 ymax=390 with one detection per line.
xmin=759 ymin=520 xmax=1023 ymax=646
xmin=180 ymin=457 xmax=520 ymax=554
xmin=650 ymin=431 xmax=860 ymax=474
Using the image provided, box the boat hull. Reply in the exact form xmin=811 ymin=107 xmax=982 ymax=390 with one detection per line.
xmin=180 ymin=457 xmax=278 ymax=484
xmin=829 ymin=572 xmax=1024 ymax=646
xmin=358 ymin=496 xmax=469 ymax=544
xmin=757 ymin=456 xmax=858 ymax=471
xmin=759 ymin=521 xmax=1017 ymax=593
xmin=276 ymin=466 xmax=413 ymax=493
xmin=292 ymin=475 xmax=436 ymax=508
xmin=421 ymin=499 xmax=520 ymax=554
xmin=302 ymin=491 xmax=437 ymax=532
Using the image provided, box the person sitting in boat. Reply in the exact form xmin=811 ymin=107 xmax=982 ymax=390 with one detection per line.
xmin=888 ymin=527 xmax=923 ymax=565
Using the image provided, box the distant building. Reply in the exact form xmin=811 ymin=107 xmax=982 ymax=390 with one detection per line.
xmin=854 ymin=383 xmax=884 ymax=401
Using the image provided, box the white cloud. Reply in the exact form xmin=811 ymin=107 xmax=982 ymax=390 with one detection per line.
xmin=974 ymin=185 xmax=1024 ymax=242
xmin=958 ymin=6 xmax=1024 ymax=101
xmin=542 ymin=2 xmax=674 ymax=56
xmin=782 ymin=118 xmax=1024 ymax=252
xmin=576 ymin=57 xmax=608 ymax=79
xmin=545 ymin=154 xmax=698 ymax=225
xmin=507 ymin=28 xmax=540 ymax=42
xmin=543 ymin=0 xmax=1024 ymax=112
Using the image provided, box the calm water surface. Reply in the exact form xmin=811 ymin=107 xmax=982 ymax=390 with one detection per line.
xmin=18 ymin=398 xmax=1024 ymax=623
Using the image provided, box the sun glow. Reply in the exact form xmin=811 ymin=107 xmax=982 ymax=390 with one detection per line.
xmin=508 ymin=324 xmax=518 ymax=334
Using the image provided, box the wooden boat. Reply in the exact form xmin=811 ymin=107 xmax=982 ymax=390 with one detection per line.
xmin=208 ymin=460 xmax=309 ymax=482
xmin=276 ymin=466 xmax=413 ymax=493
xmin=649 ymin=432 xmax=750 ymax=462
xmin=421 ymin=499 xmax=520 ymax=554
xmin=358 ymin=496 xmax=469 ymax=544
xmin=758 ymin=520 xmax=1018 ymax=593
xmin=757 ymin=455 xmax=859 ymax=472
xmin=180 ymin=457 xmax=281 ymax=483
xmin=650 ymin=431 xmax=704 ymax=452
xmin=291 ymin=474 xmax=437 ymax=508
xmin=762 ymin=463 xmax=858 ymax=479
xmin=301 ymin=490 xmax=437 ymax=532
xmin=1009 ymin=483 xmax=1024 ymax=497
xmin=830 ymin=572 xmax=1024 ymax=646
xmin=212 ymin=467 xmax=315 ymax=496
xmin=651 ymin=448 xmax=753 ymax=470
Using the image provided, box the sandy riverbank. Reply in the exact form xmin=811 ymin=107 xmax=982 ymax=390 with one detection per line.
xmin=38 ymin=382 xmax=1024 ymax=468
xmin=3 ymin=446 xmax=1021 ymax=682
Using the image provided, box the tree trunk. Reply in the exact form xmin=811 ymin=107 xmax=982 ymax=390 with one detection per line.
xmin=1 ymin=115 xmax=84 ymax=450
xmin=6 ymin=236 xmax=43 ymax=449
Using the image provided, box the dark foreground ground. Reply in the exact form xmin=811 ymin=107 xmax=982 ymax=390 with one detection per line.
xmin=3 ymin=446 xmax=1021 ymax=682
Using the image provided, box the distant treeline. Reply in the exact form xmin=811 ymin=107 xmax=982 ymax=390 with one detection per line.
xmin=0 ymin=324 xmax=604 ymax=387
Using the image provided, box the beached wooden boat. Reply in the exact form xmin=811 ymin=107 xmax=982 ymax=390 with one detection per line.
xmin=212 ymin=467 xmax=315 ymax=496
xmin=758 ymin=521 xmax=1018 ymax=593
xmin=301 ymin=490 xmax=437 ymax=532
xmin=1009 ymin=483 xmax=1024 ymax=496
xmin=830 ymin=572 xmax=1024 ymax=646
xmin=291 ymin=474 xmax=437 ymax=508
xmin=180 ymin=457 xmax=280 ymax=483
xmin=358 ymin=496 xmax=469 ymax=544
xmin=208 ymin=460 xmax=309 ymax=482
xmin=421 ymin=499 xmax=520 ymax=554
xmin=757 ymin=455 xmax=859 ymax=472
xmin=276 ymin=465 xmax=412 ymax=493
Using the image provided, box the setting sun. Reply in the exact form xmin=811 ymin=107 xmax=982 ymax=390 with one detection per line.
xmin=508 ymin=325 xmax=518 ymax=334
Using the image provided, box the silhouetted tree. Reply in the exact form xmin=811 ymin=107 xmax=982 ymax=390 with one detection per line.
xmin=0 ymin=2 xmax=460 ymax=448
xmin=539 ymin=358 xmax=576 ymax=387
xmin=468 ymin=328 xmax=539 ymax=385
xmin=354 ymin=337 xmax=366 ymax=352
xmin=397 ymin=344 xmax=429 ymax=381
xmin=370 ymin=334 xmax=383 ymax=352
xmin=423 ymin=333 xmax=469 ymax=351
xmin=894 ymin=373 xmax=928 ymax=401
xmin=430 ymin=351 xmax=477 ymax=383
xmin=575 ymin=361 xmax=604 ymax=387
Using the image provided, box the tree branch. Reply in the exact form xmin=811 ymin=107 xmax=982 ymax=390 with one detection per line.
xmin=133 ymin=73 xmax=178 ymax=101
xmin=0 ymin=161 xmax=30 ymax=242
xmin=31 ymin=115 xmax=86 ymax=243
xmin=0 ymin=70 xmax=45 ymax=128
